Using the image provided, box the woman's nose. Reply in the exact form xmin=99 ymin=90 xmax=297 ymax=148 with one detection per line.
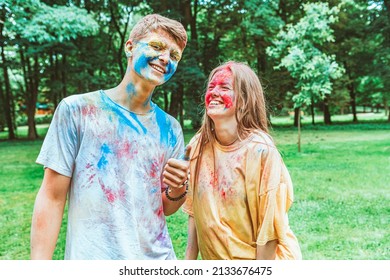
xmin=210 ymin=87 xmax=220 ymax=97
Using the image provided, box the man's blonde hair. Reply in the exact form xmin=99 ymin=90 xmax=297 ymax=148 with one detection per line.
xmin=129 ymin=14 xmax=187 ymax=49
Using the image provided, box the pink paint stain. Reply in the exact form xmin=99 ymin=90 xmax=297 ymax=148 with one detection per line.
xmin=88 ymin=174 xmax=96 ymax=182
xmin=86 ymin=163 xmax=93 ymax=169
xmin=209 ymin=171 xmax=219 ymax=189
xmin=150 ymin=160 xmax=159 ymax=178
xmin=82 ymin=105 xmax=97 ymax=116
xmin=156 ymin=206 xmax=164 ymax=217
xmin=99 ymin=178 xmax=116 ymax=203
xmin=116 ymin=141 xmax=133 ymax=158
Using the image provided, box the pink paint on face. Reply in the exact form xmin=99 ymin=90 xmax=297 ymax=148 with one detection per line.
xmin=205 ymin=67 xmax=234 ymax=109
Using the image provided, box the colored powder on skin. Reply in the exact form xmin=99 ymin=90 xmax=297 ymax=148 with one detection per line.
xmin=221 ymin=94 xmax=233 ymax=108
xmin=162 ymin=60 xmax=177 ymax=82
xmin=205 ymin=67 xmax=234 ymax=108
xmin=134 ymin=42 xmax=177 ymax=83
xmin=126 ymin=83 xmax=135 ymax=96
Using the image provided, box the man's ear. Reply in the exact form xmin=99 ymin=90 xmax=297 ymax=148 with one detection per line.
xmin=124 ymin=40 xmax=133 ymax=58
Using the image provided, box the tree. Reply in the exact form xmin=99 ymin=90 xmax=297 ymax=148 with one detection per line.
xmin=0 ymin=0 xmax=16 ymax=139
xmin=5 ymin=0 xmax=99 ymax=139
xmin=267 ymin=2 xmax=344 ymax=151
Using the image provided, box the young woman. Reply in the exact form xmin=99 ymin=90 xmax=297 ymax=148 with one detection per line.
xmin=164 ymin=61 xmax=302 ymax=260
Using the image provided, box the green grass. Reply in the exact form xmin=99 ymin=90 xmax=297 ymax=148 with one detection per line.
xmin=0 ymin=119 xmax=389 ymax=260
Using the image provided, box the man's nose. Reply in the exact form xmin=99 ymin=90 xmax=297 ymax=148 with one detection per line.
xmin=158 ymin=51 xmax=170 ymax=64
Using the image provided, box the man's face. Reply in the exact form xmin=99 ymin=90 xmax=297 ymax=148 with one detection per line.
xmin=205 ymin=68 xmax=236 ymax=120
xmin=130 ymin=30 xmax=183 ymax=85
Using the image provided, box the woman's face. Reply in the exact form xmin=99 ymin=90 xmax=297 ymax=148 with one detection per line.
xmin=205 ymin=68 xmax=236 ymax=121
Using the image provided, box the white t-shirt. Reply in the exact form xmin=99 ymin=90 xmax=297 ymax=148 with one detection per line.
xmin=37 ymin=90 xmax=184 ymax=259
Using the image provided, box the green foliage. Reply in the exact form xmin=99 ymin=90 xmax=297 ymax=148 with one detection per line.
xmin=22 ymin=6 xmax=99 ymax=43
xmin=267 ymin=2 xmax=344 ymax=108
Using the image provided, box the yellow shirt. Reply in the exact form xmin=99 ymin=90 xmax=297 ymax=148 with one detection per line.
xmin=183 ymin=131 xmax=302 ymax=260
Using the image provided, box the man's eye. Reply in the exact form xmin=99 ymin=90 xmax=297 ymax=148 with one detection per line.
xmin=170 ymin=53 xmax=180 ymax=61
xmin=150 ymin=44 xmax=161 ymax=50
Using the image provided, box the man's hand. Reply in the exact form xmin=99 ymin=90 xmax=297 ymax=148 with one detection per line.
xmin=163 ymin=145 xmax=191 ymax=189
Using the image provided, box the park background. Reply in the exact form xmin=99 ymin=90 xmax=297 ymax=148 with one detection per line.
xmin=0 ymin=0 xmax=389 ymax=260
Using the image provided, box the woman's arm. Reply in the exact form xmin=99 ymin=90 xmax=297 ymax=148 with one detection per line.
xmin=185 ymin=215 xmax=199 ymax=260
xmin=256 ymin=239 xmax=277 ymax=260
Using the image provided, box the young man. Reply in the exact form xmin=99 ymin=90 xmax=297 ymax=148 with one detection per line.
xmin=31 ymin=14 xmax=189 ymax=260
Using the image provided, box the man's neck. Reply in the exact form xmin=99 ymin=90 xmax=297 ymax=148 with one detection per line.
xmin=106 ymin=71 xmax=157 ymax=114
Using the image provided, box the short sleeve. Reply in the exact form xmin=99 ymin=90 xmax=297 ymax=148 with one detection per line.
xmin=36 ymin=100 xmax=78 ymax=177
xmin=256 ymin=147 xmax=294 ymax=246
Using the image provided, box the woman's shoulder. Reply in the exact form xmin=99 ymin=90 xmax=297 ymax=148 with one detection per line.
xmin=249 ymin=130 xmax=276 ymax=150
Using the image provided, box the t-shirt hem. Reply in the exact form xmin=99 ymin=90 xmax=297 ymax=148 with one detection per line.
xmin=36 ymin=158 xmax=73 ymax=178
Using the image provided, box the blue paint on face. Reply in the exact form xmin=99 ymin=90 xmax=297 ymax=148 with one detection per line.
xmin=134 ymin=52 xmax=150 ymax=76
xmin=133 ymin=42 xmax=178 ymax=83
xmin=163 ymin=60 xmax=178 ymax=82
xmin=155 ymin=106 xmax=177 ymax=147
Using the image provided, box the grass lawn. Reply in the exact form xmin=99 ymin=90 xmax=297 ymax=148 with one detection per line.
xmin=0 ymin=119 xmax=389 ymax=260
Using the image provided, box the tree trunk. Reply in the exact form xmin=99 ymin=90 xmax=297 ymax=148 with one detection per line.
xmin=323 ymin=97 xmax=331 ymax=125
xmin=0 ymin=43 xmax=16 ymax=139
xmin=169 ymin=83 xmax=183 ymax=120
xmin=297 ymin=107 xmax=301 ymax=153
xmin=0 ymin=7 xmax=16 ymax=139
xmin=61 ymin=54 xmax=67 ymax=99
xmin=294 ymin=107 xmax=300 ymax=127
xmin=311 ymin=102 xmax=315 ymax=125
xmin=347 ymin=82 xmax=358 ymax=122
xmin=26 ymin=55 xmax=39 ymax=140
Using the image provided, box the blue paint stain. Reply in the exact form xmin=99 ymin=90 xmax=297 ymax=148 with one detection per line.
xmin=101 ymin=143 xmax=111 ymax=154
xmin=129 ymin=112 xmax=147 ymax=134
xmin=155 ymin=106 xmax=177 ymax=147
xmin=100 ymin=91 xmax=141 ymax=134
xmin=150 ymin=188 xmax=158 ymax=194
xmin=97 ymin=144 xmax=111 ymax=170
xmin=97 ymin=155 xmax=108 ymax=170
xmin=134 ymin=54 xmax=149 ymax=74
xmin=126 ymin=83 xmax=135 ymax=96
xmin=163 ymin=60 xmax=178 ymax=82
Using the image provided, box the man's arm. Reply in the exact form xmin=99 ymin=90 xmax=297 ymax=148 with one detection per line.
xmin=256 ymin=240 xmax=277 ymax=260
xmin=185 ymin=215 xmax=199 ymax=260
xmin=30 ymin=168 xmax=71 ymax=259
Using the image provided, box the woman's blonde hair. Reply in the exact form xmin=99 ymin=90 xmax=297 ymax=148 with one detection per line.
xmin=129 ymin=14 xmax=187 ymax=50
xmin=192 ymin=61 xmax=269 ymax=184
